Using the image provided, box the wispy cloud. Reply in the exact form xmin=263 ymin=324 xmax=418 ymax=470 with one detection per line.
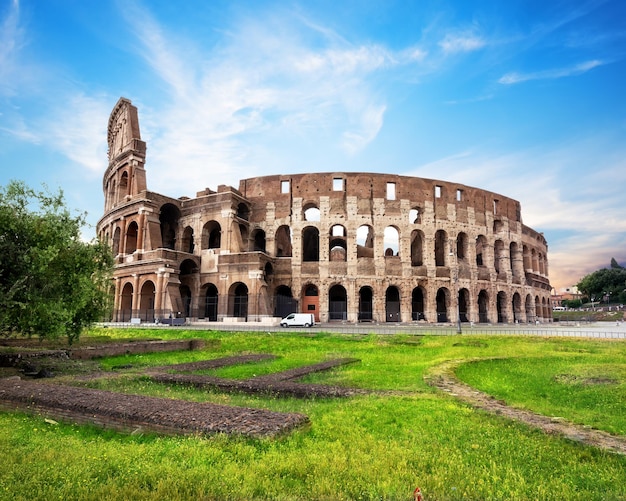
xmin=119 ymin=3 xmax=438 ymax=194
xmin=439 ymin=30 xmax=486 ymax=54
xmin=407 ymin=135 xmax=626 ymax=287
xmin=499 ymin=59 xmax=605 ymax=84
xmin=0 ymin=0 xmax=23 ymax=97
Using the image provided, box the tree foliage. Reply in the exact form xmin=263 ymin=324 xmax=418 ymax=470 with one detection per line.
xmin=0 ymin=181 xmax=113 ymax=343
xmin=577 ymin=258 xmax=626 ymax=304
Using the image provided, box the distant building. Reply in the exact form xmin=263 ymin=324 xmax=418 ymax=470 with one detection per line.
xmin=97 ymin=98 xmax=552 ymax=324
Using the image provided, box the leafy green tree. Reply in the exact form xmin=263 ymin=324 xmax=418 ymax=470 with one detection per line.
xmin=577 ymin=259 xmax=626 ymax=305
xmin=0 ymin=181 xmax=113 ymax=343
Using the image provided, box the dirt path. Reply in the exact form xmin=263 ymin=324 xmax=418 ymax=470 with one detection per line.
xmin=425 ymin=360 xmax=626 ymax=455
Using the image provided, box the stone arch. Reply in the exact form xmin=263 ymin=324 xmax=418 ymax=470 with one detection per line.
xmin=237 ymin=202 xmax=250 ymax=221
xmin=275 ymin=225 xmax=292 ymax=257
xmin=435 ymin=230 xmax=447 ymax=266
xmin=107 ymin=179 xmax=116 ymax=208
xmin=512 ymin=292 xmax=522 ymax=323
xmin=139 ymin=280 xmax=156 ymax=322
xmin=494 ymin=239 xmax=506 ymax=274
xmin=384 ymin=226 xmax=399 ymax=257
xmin=497 ymin=291 xmax=507 ymax=323
xmin=229 ymin=282 xmax=248 ymax=318
xmin=356 ymin=225 xmax=374 ymax=258
xmin=329 ymin=224 xmax=347 ymax=262
xmin=112 ymin=226 xmax=121 ymax=255
xmin=125 ymin=221 xmax=138 ymax=254
xmin=274 ymin=284 xmax=296 ymax=318
xmin=182 ymin=226 xmax=194 ymax=254
xmin=523 ymin=245 xmax=531 ymax=271
xmin=328 ymin=284 xmax=347 ymax=321
xmin=303 ymin=203 xmax=320 ymax=222
xmin=302 ymin=226 xmax=320 ymax=262
xmin=412 ymin=286 xmax=426 ymax=321
xmin=456 ymin=232 xmax=468 ymax=261
xmin=525 ymin=294 xmax=534 ymax=323
xmin=251 ymin=228 xmax=266 ymax=252
xmin=409 ymin=207 xmax=421 ymax=224
xmin=385 ymin=286 xmax=401 ymax=322
xmin=302 ymin=284 xmax=320 ymax=321
xmin=202 ymin=283 xmax=219 ymax=321
xmin=410 ymin=230 xmax=424 ymax=266
xmin=202 ymin=221 xmax=221 ymax=250
xmin=119 ymin=170 xmax=129 ymax=201
xmin=476 ymin=235 xmax=488 ymax=267
xmin=478 ymin=290 xmax=489 ymax=323
xmin=159 ymin=203 xmax=180 ymax=250
xmin=436 ymin=287 xmax=449 ymax=322
xmin=358 ymin=286 xmax=374 ymax=321
xmin=120 ymin=282 xmax=133 ymax=322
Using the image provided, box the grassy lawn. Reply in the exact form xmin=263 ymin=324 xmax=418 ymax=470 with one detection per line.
xmin=0 ymin=328 xmax=624 ymax=500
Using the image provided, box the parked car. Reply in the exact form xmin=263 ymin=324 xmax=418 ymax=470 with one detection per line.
xmin=280 ymin=313 xmax=315 ymax=327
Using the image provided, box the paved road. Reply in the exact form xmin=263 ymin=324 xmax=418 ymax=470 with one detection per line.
xmin=107 ymin=320 xmax=626 ymax=339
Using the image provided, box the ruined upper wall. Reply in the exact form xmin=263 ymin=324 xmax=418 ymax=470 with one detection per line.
xmin=239 ymin=172 xmax=522 ymax=224
xmin=107 ymin=97 xmax=146 ymax=164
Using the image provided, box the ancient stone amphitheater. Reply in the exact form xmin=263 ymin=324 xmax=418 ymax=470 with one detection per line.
xmin=97 ymin=98 xmax=551 ymax=326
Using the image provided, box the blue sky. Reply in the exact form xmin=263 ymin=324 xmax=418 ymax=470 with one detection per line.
xmin=1 ymin=0 xmax=625 ymax=290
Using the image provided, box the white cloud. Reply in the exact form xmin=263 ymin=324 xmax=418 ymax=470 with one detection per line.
xmin=406 ymin=137 xmax=626 ymax=288
xmin=38 ymin=94 xmax=110 ymax=173
xmin=0 ymin=0 xmax=22 ymax=96
xmin=439 ymin=31 xmax=486 ymax=54
xmin=120 ymin=3 xmax=436 ymax=195
xmin=498 ymin=59 xmax=604 ymax=84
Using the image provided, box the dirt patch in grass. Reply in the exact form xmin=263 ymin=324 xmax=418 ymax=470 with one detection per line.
xmin=553 ymin=374 xmax=618 ymax=385
xmin=425 ymin=360 xmax=626 ymax=455
xmin=0 ymin=343 xmax=361 ymax=437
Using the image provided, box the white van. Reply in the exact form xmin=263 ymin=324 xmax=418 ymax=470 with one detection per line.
xmin=280 ymin=313 xmax=315 ymax=327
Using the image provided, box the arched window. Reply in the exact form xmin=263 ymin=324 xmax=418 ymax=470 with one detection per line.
xmin=329 ymin=225 xmax=347 ymax=262
xmin=202 ymin=221 xmax=221 ymax=249
xmin=384 ymin=226 xmax=399 ymax=256
xmin=302 ymin=227 xmax=320 ymax=262
xmin=328 ymin=284 xmax=347 ymax=321
xmin=435 ymin=230 xmax=447 ymax=266
xmin=409 ymin=207 xmax=421 ymax=224
xmin=160 ymin=204 xmax=180 ymax=250
xmin=203 ymin=284 xmax=218 ymax=321
xmin=385 ymin=286 xmax=401 ymax=322
xmin=303 ymin=204 xmax=320 ymax=222
xmin=358 ymin=287 xmax=373 ymax=321
xmin=125 ymin=221 xmax=138 ymax=254
xmin=356 ymin=225 xmax=374 ymax=258
xmin=275 ymin=225 xmax=292 ymax=257
xmin=412 ymin=287 xmax=426 ymax=321
xmin=182 ymin=226 xmax=194 ymax=254
xmin=252 ymin=228 xmax=266 ymax=252
xmin=456 ymin=232 xmax=468 ymax=261
xmin=410 ymin=230 xmax=424 ymax=266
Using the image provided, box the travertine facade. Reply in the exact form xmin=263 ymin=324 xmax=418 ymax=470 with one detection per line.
xmin=97 ymin=98 xmax=552 ymax=324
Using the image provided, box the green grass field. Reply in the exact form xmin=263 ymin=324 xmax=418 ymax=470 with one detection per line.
xmin=1 ymin=328 xmax=624 ymax=500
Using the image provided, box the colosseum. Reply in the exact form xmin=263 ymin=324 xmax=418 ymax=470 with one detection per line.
xmin=97 ymin=98 xmax=552 ymax=326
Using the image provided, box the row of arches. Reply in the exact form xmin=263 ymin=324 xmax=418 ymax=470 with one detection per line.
xmin=108 ymin=215 xmax=548 ymax=278
xmin=114 ymin=278 xmax=552 ymax=324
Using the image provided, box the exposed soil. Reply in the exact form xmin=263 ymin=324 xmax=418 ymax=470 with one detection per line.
xmin=425 ymin=360 xmax=626 ymax=455
xmin=2 ymin=340 xmax=625 ymax=453
xmin=0 ymin=344 xmax=361 ymax=438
